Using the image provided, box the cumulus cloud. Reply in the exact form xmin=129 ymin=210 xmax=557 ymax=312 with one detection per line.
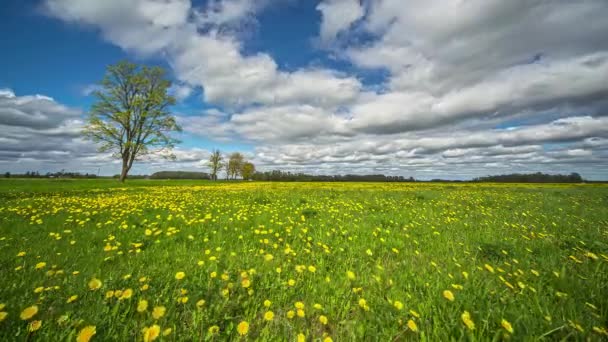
xmin=28 ymin=0 xmax=608 ymax=178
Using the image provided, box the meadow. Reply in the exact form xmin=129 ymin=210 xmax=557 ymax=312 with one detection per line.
xmin=0 ymin=179 xmax=607 ymax=341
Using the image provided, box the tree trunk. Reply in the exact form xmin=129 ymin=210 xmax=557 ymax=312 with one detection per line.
xmin=119 ymin=157 xmax=129 ymax=182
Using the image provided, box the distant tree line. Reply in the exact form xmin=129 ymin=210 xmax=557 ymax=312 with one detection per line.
xmin=3 ymin=171 xmax=98 ymax=178
xmin=250 ymin=170 xmax=415 ymax=182
xmin=472 ymin=172 xmax=584 ymax=183
xmin=149 ymin=171 xmax=210 ymax=180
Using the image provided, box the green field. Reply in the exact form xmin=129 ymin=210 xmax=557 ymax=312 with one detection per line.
xmin=0 ymin=180 xmax=607 ymax=341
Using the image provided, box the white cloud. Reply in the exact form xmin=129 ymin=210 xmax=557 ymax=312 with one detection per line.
xmin=316 ymin=0 xmax=364 ymax=45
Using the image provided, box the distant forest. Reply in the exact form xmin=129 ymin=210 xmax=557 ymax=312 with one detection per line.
xmin=3 ymin=170 xmax=591 ymax=183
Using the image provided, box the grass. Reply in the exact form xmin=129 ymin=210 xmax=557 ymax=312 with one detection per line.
xmin=0 ymin=180 xmax=607 ymax=341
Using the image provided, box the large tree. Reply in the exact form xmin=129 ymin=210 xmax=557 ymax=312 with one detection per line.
xmin=241 ymin=162 xmax=255 ymax=181
xmin=208 ymin=149 xmax=224 ymax=181
xmin=84 ymin=61 xmax=181 ymax=182
xmin=227 ymin=152 xmax=245 ymax=180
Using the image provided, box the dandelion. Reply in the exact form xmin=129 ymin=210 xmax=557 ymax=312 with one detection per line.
xmin=501 ymin=319 xmax=514 ymax=333
xmin=175 ymin=271 xmax=185 ymax=280
xmin=358 ymin=298 xmax=369 ymax=311
xmin=461 ymin=311 xmax=475 ymax=330
xmin=142 ymin=324 xmax=160 ymax=342
xmin=77 ymin=325 xmax=96 ymax=342
xmin=297 ymin=309 xmax=306 ymax=317
xmin=67 ymin=295 xmax=78 ymax=303
xmin=264 ymin=311 xmax=274 ymax=321
xmin=307 ymin=265 xmax=316 ymax=273
xmin=105 ymin=290 xmax=114 ymax=299
xmin=263 ymin=299 xmax=272 ymax=307
xmin=323 ymin=337 xmax=333 ymax=342
xmin=443 ymin=290 xmax=455 ymax=301
xmin=241 ymin=278 xmax=251 ymax=288
xmin=17 ymin=251 xmax=26 ymax=257
xmin=20 ymin=305 xmax=38 ymax=320
xmin=35 ymin=262 xmax=46 ymax=270
xmin=264 ymin=254 xmax=274 ymax=261
xmin=120 ymin=288 xmax=133 ymax=300
xmin=484 ymin=264 xmax=495 ymax=273
xmin=137 ymin=299 xmax=148 ymax=312
xmin=286 ymin=310 xmax=295 ymax=319
xmin=28 ymin=320 xmax=42 ymax=332
xmin=287 ymin=279 xmax=296 ymax=286
xmin=295 ymin=301 xmax=305 ymax=309
xmin=393 ymin=301 xmax=404 ymax=310
xmin=319 ymin=315 xmax=328 ymax=325
xmin=208 ymin=325 xmax=220 ymax=334
xmin=237 ymin=321 xmax=249 ymax=335
xmin=152 ymin=306 xmax=166 ymax=319
xmin=297 ymin=333 xmax=306 ymax=342
xmin=347 ymin=271 xmax=356 ymax=280
xmin=163 ymin=328 xmax=172 ymax=336
xmin=88 ymin=278 xmax=102 ymax=291
xmin=0 ymin=312 xmax=8 ymax=322
xmin=196 ymin=299 xmax=206 ymax=308
xmin=407 ymin=319 xmax=418 ymax=332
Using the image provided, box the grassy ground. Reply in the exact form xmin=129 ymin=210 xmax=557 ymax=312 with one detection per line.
xmin=0 ymin=180 xmax=607 ymax=341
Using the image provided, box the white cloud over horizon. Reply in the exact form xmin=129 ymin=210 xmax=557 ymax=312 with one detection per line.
xmin=1 ymin=0 xmax=607 ymax=179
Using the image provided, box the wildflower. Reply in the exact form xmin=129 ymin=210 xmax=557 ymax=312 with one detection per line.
xmin=28 ymin=320 xmax=42 ymax=332
xmin=35 ymin=262 xmax=46 ymax=270
xmin=77 ymin=326 xmax=96 ymax=342
xmin=407 ymin=319 xmax=418 ymax=332
xmin=443 ymin=290 xmax=455 ymax=301
xmin=20 ymin=305 xmax=38 ymax=320
xmin=297 ymin=309 xmax=306 ymax=317
xmin=295 ymin=302 xmax=305 ymax=309
xmin=137 ymin=300 xmax=148 ymax=312
xmin=461 ymin=311 xmax=475 ymax=330
xmin=67 ymin=295 xmax=78 ymax=303
xmin=264 ymin=254 xmax=274 ymax=261
xmin=196 ymin=299 xmax=206 ymax=308
xmin=347 ymin=271 xmax=356 ymax=280
xmin=208 ymin=325 xmax=220 ymax=334
xmin=120 ymin=288 xmax=133 ymax=300
xmin=501 ymin=319 xmax=513 ymax=333
xmin=393 ymin=301 xmax=404 ymax=310
xmin=163 ymin=328 xmax=172 ymax=336
xmin=264 ymin=311 xmax=274 ymax=321
xmin=286 ymin=310 xmax=295 ymax=319
xmin=358 ymin=298 xmax=369 ymax=311
xmin=323 ymin=337 xmax=333 ymax=342
xmin=105 ymin=290 xmax=114 ymax=299
xmin=142 ymin=324 xmax=161 ymax=342
xmin=241 ymin=278 xmax=251 ymax=288
xmin=307 ymin=265 xmax=316 ymax=273
xmin=152 ymin=306 xmax=166 ymax=320
xmin=484 ymin=264 xmax=495 ymax=273
xmin=175 ymin=272 xmax=185 ymax=280
xmin=319 ymin=315 xmax=328 ymax=325
xmin=288 ymin=279 xmax=296 ymax=286
xmin=34 ymin=287 xmax=44 ymax=294
xmin=0 ymin=312 xmax=8 ymax=322
xmin=263 ymin=299 xmax=272 ymax=307
xmin=237 ymin=321 xmax=249 ymax=335
xmin=17 ymin=251 xmax=26 ymax=257
xmin=88 ymin=278 xmax=102 ymax=291
xmin=297 ymin=333 xmax=306 ymax=342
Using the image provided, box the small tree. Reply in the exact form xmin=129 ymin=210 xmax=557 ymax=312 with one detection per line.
xmin=84 ymin=61 xmax=181 ymax=182
xmin=227 ymin=152 xmax=244 ymax=180
xmin=241 ymin=162 xmax=255 ymax=180
xmin=208 ymin=149 xmax=224 ymax=181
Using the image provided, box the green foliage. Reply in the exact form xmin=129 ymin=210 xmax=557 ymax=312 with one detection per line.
xmin=83 ymin=61 xmax=181 ymax=181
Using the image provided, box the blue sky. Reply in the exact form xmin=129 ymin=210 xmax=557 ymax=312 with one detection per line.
xmin=1 ymin=0 xmax=607 ymax=179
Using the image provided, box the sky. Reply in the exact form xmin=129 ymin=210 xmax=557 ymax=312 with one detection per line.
xmin=1 ymin=0 xmax=607 ymax=180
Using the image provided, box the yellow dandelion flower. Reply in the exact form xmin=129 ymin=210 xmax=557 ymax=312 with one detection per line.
xmin=297 ymin=309 xmax=306 ymax=317
xmin=484 ymin=264 xmax=495 ymax=273
xmin=208 ymin=325 xmax=220 ymax=334
xmin=0 ymin=312 xmax=8 ymax=322
xmin=28 ymin=320 xmax=42 ymax=332
xmin=237 ymin=321 xmax=249 ymax=336
xmin=241 ymin=278 xmax=251 ymax=288
xmin=175 ymin=272 xmax=185 ymax=280
xmin=88 ymin=278 xmax=102 ymax=291
xmin=77 ymin=325 xmax=96 ymax=342
xmin=34 ymin=287 xmax=44 ymax=294
xmin=461 ymin=311 xmax=475 ymax=330
xmin=105 ymin=290 xmax=114 ymax=299
xmin=407 ymin=319 xmax=418 ymax=332
xmin=67 ymin=295 xmax=78 ymax=303
xmin=323 ymin=337 xmax=333 ymax=342
xmin=196 ymin=299 xmax=206 ymax=308
xmin=120 ymin=288 xmax=133 ymax=300
xmin=263 ymin=299 xmax=272 ymax=307
xmin=443 ymin=290 xmax=455 ymax=301
xmin=297 ymin=333 xmax=306 ymax=342
xmin=152 ymin=306 xmax=166 ymax=320
xmin=286 ymin=310 xmax=295 ymax=319
xmin=17 ymin=251 xmax=26 ymax=257
xmin=137 ymin=300 xmax=148 ymax=313
xmin=35 ymin=262 xmax=46 ymax=270
xmin=20 ymin=305 xmax=38 ymax=320
xmin=287 ymin=279 xmax=296 ymax=286
xmin=501 ymin=319 xmax=513 ymax=333
xmin=0 ymin=304 xmax=4 ymax=311
xmin=163 ymin=328 xmax=172 ymax=336
xmin=142 ymin=324 xmax=160 ymax=342
xmin=264 ymin=254 xmax=274 ymax=261
xmin=295 ymin=302 xmax=305 ymax=309
xmin=319 ymin=315 xmax=328 ymax=325
xmin=264 ymin=311 xmax=274 ymax=321
xmin=307 ymin=265 xmax=316 ymax=273
xmin=393 ymin=301 xmax=404 ymax=310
